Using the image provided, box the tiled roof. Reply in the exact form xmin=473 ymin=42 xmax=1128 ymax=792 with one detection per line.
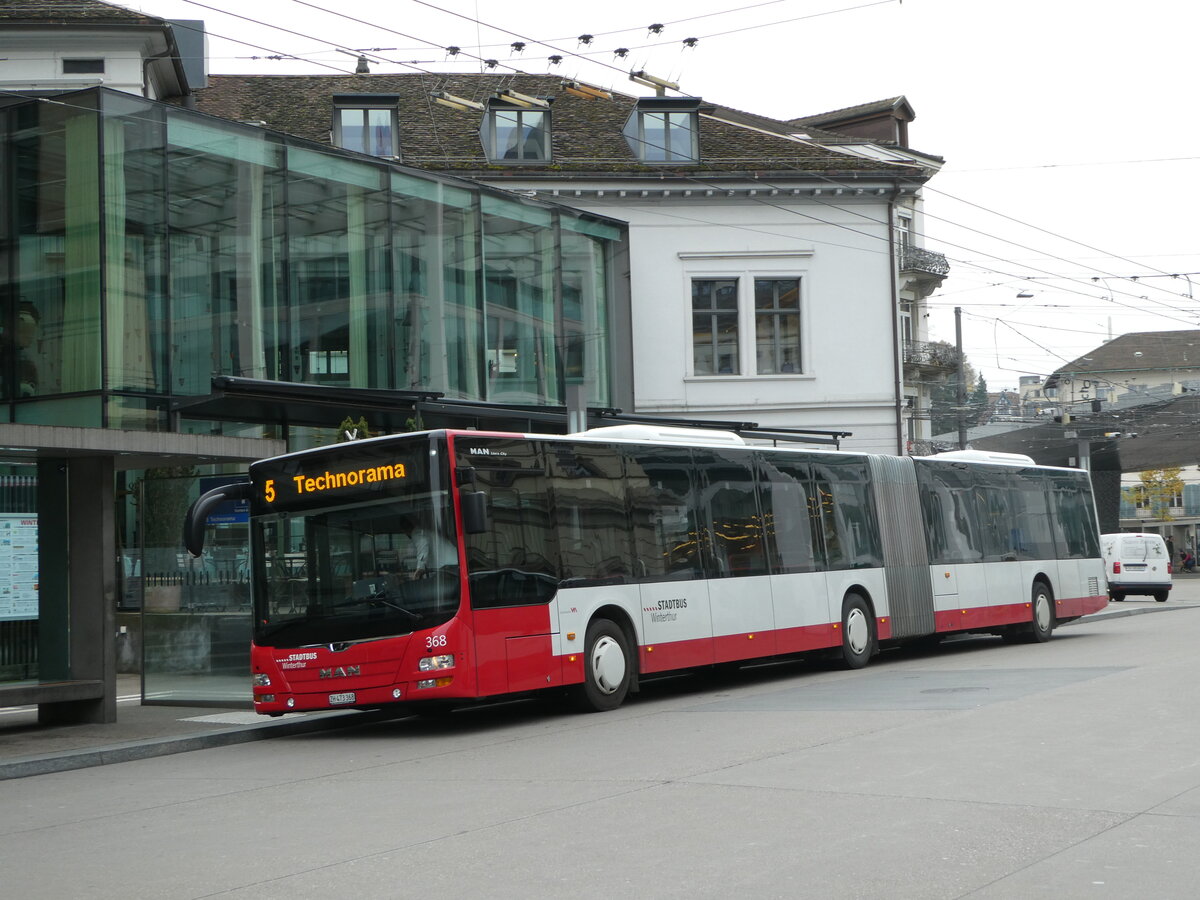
xmin=191 ymin=72 xmax=934 ymax=178
xmin=0 ymin=0 xmax=164 ymax=25
xmin=1049 ymin=330 xmax=1200 ymax=385
xmin=790 ymin=96 xmax=913 ymax=127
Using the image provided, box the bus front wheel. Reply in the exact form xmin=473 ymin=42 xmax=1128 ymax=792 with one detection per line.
xmin=573 ymin=618 xmax=632 ymax=712
xmin=840 ymin=593 xmax=874 ymax=669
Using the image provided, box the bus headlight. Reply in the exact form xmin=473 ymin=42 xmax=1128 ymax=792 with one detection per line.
xmin=253 ymin=673 xmax=272 ymax=687
xmin=419 ymin=654 xmax=455 ymax=671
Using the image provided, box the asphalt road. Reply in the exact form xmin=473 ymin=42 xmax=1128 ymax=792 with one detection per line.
xmin=5 ymin=582 xmax=1200 ymax=899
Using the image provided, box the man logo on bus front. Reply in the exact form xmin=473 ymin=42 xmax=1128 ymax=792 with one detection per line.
xmin=319 ymin=666 xmax=361 ymax=679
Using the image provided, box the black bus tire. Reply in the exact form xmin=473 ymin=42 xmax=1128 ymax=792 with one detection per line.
xmin=573 ymin=618 xmax=632 ymax=712
xmin=1030 ymin=581 xmax=1054 ymax=643
xmin=840 ymin=593 xmax=874 ymax=669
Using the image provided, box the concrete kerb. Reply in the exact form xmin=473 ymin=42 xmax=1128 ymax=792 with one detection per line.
xmin=0 ymin=707 xmax=398 ymax=781
xmin=1070 ymin=600 xmax=1200 ymax=624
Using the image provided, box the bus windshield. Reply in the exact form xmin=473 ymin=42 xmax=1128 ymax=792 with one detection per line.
xmin=251 ymin=488 xmax=461 ymax=649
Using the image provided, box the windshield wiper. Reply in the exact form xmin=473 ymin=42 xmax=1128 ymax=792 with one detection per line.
xmin=335 ymin=590 xmax=421 ymax=622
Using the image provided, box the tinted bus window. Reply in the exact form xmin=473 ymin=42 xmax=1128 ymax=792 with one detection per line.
xmin=975 ymin=480 xmax=1014 ymax=560
xmin=812 ymin=459 xmax=882 ymax=570
xmin=696 ymin=449 xmax=768 ymax=578
xmin=1009 ymin=470 xmax=1056 ymax=559
xmin=1049 ymin=472 xmax=1101 ymax=560
xmin=547 ymin=443 xmax=632 ymax=584
xmin=758 ymin=455 xmax=821 ymax=574
xmin=916 ymin=462 xmax=983 ymax=564
xmin=625 ymin=446 xmax=701 ymax=581
xmin=460 ymin=439 xmax=558 ymax=607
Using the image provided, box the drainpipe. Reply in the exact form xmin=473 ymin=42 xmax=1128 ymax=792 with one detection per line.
xmin=888 ymin=188 xmax=904 ymax=455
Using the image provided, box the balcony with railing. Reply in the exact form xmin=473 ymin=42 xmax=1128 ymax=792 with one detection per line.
xmin=903 ymin=339 xmax=959 ymax=373
xmin=900 ymin=245 xmax=950 ymax=277
xmin=899 ymin=244 xmax=950 ymax=299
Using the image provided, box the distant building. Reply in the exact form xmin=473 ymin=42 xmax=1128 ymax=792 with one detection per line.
xmin=1119 ymin=466 xmax=1200 ymax=560
xmin=1018 ymin=375 xmax=1057 ymax=419
xmin=1043 ymin=330 xmax=1200 ymax=419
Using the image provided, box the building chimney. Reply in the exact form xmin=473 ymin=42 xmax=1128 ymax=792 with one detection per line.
xmin=356 ymin=55 xmax=370 ymax=75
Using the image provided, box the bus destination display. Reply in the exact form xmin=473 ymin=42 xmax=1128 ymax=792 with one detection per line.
xmin=252 ymin=443 xmax=426 ymax=513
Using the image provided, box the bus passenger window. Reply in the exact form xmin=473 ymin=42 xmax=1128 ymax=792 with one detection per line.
xmin=625 ymin=446 xmax=700 ymax=580
xmin=758 ymin=457 xmax=820 ymax=574
xmin=547 ymin=444 xmax=631 ymax=585
xmin=461 ymin=439 xmax=559 ymax=608
xmin=696 ymin=450 xmax=767 ymax=578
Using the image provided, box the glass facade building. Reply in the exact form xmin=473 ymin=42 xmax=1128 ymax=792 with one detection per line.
xmin=0 ymin=88 xmax=627 ymax=707
xmin=3 ymin=88 xmax=624 ymax=423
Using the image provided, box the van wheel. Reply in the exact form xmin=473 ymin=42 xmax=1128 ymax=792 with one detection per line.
xmin=840 ymin=593 xmax=874 ymax=669
xmin=1154 ymin=591 xmax=1168 ymax=603
xmin=1030 ymin=581 xmax=1054 ymax=643
xmin=1109 ymin=592 xmax=1124 ymax=602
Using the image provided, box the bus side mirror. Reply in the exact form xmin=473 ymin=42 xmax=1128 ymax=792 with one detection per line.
xmin=183 ymin=481 xmax=252 ymax=557
xmin=461 ymin=490 xmax=489 ymax=534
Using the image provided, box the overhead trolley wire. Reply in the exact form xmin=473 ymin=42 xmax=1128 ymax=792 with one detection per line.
xmin=175 ymin=0 xmax=433 ymax=74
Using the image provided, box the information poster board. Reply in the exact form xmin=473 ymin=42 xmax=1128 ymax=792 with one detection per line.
xmin=0 ymin=514 xmax=38 ymax=621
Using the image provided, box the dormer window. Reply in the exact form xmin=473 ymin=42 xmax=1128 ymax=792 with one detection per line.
xmin=482 ymin=101 xmax=550 ymax=162
xmin=332 ymin=95 xmax=399 ymax=158
xmin=624 ymin=98 xmax=700 ymax=163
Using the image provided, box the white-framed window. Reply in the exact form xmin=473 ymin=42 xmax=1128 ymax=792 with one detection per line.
xmin=692 ymin=279 xmax=740 ymax=374
xmin=624 ymin=101 xmax=699 ymax=162
xmin=690 ymin=273 xmax=804 ymax=377
xmin=332 ymin=95 xmax=399 ymax=158
xmin=753 ymin=278 xmax=802 ymax=374
xmin=482 ymin=105 xmax=550 ymax=162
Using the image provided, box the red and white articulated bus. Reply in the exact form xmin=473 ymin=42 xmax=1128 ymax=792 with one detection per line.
xmin=183 ymin=425 xmax=1108 ymax=715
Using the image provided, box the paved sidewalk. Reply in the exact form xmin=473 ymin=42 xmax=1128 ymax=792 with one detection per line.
xmin=3 ymin=599 xmax=1198 ymax=781
xmin=0 ymin=675 xmax=396 ymax=780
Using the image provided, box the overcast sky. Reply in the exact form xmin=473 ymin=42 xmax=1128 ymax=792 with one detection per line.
xmin=132 ymin=0 xmax=1200 ymax=392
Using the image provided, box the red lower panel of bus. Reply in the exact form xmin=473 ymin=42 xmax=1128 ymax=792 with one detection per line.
xmin=1056 ymin=593 xmax=1109 ymax=618
xmin=639 ymin=622 xmax=850 ymax=675
xmin=935 ymin=602 xmax=1029 ymax=632
xmin=932 ymin=594 xmax=1107 ymax=633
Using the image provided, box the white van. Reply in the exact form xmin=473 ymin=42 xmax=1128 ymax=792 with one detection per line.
xmin=1101 ymin=533 xmax=1173 ymax=602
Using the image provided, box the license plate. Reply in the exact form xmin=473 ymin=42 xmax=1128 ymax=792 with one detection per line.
xmin=328 ymin=692 xmax=356 ymax=706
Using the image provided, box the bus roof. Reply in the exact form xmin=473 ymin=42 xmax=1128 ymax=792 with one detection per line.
xmin=930 ymin=449 xmax=1037 ymax=466
xmin=567 ymin=424 xmax=747 ymax=446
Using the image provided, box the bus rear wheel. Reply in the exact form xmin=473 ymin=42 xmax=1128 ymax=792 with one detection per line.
xmin=1030 ymin=581 xmax=1054 ymax=643
xmin=573 ymin=618 xmax=632 ymax=712
xmin=840 ymin=593 xmax=874 ymax=669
